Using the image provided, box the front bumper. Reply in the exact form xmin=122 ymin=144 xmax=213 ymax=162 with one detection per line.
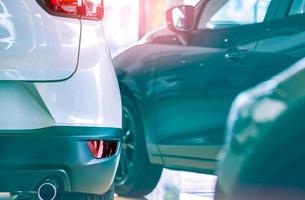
xmin=0 ymin=126 xmax=122 ymax=195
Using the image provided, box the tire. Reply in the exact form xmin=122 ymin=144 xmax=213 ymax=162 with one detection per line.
xmin=60 ymin=184 xmax=114 ymax=200
xmin=115 ymin=93 xmax=163 ymax=197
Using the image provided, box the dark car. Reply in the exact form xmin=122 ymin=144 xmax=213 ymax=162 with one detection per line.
xmin=215 ymin=58 xmax=305 ymax=200
xmin=114 ymin=0 xmax=305 ymax=197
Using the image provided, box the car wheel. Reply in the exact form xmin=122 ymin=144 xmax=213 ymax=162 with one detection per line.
xmin=115 ymin=93 xmax=163 ymax=197
xmin=62 ymin=184 xmax=114 ymax=200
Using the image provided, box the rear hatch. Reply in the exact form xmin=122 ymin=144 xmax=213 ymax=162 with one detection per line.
xmin=0 ymin=0 xmax=80 ymax=81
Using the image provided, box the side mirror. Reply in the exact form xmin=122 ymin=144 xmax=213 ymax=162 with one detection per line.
xmin=166 ymin=5 xmax=195 ymax=33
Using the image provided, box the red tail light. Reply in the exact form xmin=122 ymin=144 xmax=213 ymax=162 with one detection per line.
xmin=37 ymin=0 xmax=104 ymax=20
xmin=87 ymin=140 xmax=118 ymax=159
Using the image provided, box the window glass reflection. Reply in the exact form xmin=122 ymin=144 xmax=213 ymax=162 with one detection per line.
xmin=199 ymin=0 xmax=271 ymax=30
xmin=289 ymin=0 xmax=305 ymax=15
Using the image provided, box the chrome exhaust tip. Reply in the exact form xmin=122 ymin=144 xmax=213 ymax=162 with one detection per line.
xmin=37 ymin=182 xmax=57 ymax=200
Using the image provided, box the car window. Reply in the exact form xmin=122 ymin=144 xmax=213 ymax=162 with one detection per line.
xmin=198 ymin=0 xmax=272 ymax=30
xmin=289 ymin=0 xmax=305 ymax=16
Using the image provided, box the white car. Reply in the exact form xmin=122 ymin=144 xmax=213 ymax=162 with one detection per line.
xmin=0 ymin=0 xmax=121 ymax=200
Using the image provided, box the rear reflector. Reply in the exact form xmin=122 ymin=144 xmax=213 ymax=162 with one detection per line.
xmin=87 ymin=140 xmax=118 ymax=159
xmin=37 ymin=0 xmax=104 ymax=20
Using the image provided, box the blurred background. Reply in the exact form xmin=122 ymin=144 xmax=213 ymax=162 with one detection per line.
xmin=103 ymin=0 xmax=200 ymax=56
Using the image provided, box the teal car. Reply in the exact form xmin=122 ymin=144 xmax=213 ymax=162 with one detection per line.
xmin=115 ymin=0 xmax=305 ymax=197
xmin=216 ymin=58 xmax=305 ymax=200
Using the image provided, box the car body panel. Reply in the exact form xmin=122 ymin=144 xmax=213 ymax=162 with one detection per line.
xmin=0 ymin=0 xmax=80 ymax=81
xmin=0 ymin=19 xmax=122 ymax=130
xmin=160 ymin=144 xmax=221 ymax=174
xmin=216 ymin=58 xmax=305 ymax=199
xmin=0 ymin=127 xmax=122 ymax=194
xmin=244 ymin=13 xmax=305 ymax=88
xmin=154 ymin=21 xmax=273 ymax=166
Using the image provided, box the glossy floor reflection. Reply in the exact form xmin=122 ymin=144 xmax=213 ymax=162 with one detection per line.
xmin=116 ymin=169 xmax=217 ymax=200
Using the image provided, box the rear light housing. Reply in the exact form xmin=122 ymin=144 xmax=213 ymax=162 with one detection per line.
xmin=37 ymin=0 xmax=104 ymax=20
xmin=87 ymin=140 xmax=118 ymax=159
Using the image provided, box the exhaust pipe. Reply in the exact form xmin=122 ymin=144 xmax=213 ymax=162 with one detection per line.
xmin=37 ymin=181 xmax=58 ymax=200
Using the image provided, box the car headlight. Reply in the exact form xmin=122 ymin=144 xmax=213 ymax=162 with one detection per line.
xmin=226 ymin=80 xmax=286 ymax=148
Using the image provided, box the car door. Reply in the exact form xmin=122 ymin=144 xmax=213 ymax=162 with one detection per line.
xmin=152 ymin=0 xmax=280 ymax=172
xmin=245 ymin=0 xmax=305 ymax=87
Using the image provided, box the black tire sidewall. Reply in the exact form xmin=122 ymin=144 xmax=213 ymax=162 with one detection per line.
xmin=116 ymin=94 xmax=150 ymax=192
xmin=115 ymin=93 xmax=162 ymax=197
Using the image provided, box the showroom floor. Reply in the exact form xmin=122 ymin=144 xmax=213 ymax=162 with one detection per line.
xmin=116 ymin=169 xmax=216 ymax=200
